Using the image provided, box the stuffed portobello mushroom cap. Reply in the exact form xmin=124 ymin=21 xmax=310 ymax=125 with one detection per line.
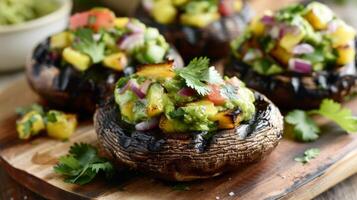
xmin=227 ymin=2 xmax=357 ymax=110
xmin=94 ymin=58 xmax=283 ymax=181
xmin=26 ymin=9 xmax=183 ymax=113
xmin=136 ymin=0 xmax=253 ymax=62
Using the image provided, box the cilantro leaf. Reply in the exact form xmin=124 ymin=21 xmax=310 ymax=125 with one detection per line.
xmin=54 ymin=143 xmax=114 ymax=185
xmin=16 ymin=104 xmax=44 ymax=116
xmin=295 ymin=148 xmax=320 ymax=164
xmin=311 ymin=99 xmax=357 ymax=133
xmin=46 ymin=111 xmax=58 ymax=123
xmin=73 ymin=28 xmax=105 ymax=63
xmin=175 ymin=57 xmax=223 ymax=96
xmin=285 ymin=110 xmax=320 ymax=142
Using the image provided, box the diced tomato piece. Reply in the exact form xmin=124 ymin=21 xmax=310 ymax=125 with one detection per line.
xmin=88 ymin=9 xmax=115 ymax=32
xmin=207 ymin=84 xmax=226 ymax=105
xmin=219 ymin=0 xmax=235 ymax=17
xmin=69 ymin=9 xmax=115 ymax=32
xmin=69 ymin=12 xmax=90 ymax=30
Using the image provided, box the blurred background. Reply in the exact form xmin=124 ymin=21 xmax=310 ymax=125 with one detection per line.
xmin=0 ymin=0 xmax=357 ymax=86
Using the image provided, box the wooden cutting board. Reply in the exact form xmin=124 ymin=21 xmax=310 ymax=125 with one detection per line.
xmin=0 ymin=78 xmax=356 ymax=200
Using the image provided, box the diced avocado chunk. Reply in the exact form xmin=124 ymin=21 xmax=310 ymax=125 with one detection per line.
xmin=46 ymin=110 xmax=77 ymax=140
xmin=62 ymin=47 xmax=91 ymax=71
xmin=147 ymin=83 xmax=165 ymax=117
xmin=115 ymin=90 xmax=138 ymax=123
xmin=144 ymin=44 xmax=167 ymax=64
xmin=16 ymin=111 xmax=45 ymax=140
xmin=50 ymin=32 xmax=73 ymax=49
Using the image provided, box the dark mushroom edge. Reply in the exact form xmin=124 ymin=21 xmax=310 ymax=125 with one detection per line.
xmin=136 ymin=0 xmax=253 ymax=62
xmin=26 ymin=9 xmax=183 ymax=114
xmin=94 ymin=92 xmax=283 ymax=181
xmin=227 ymin=3 xmax=357 ymax=110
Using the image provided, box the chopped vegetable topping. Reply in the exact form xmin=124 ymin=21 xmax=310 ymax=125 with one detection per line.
xmin=15 ymin=104 xmax=77 ymax=140
xmin=285 ymin=99 xmax=357 ymax=142
xmin=114 ymin=57 xmax=256 ymax=134
xmin=49 ymin=8 xmax=170 ymax=73
xmin=144 ymin=0 xmax=244 ymax=28
xmin=231 ymin=2 xmax=356 ymax=75
xmin=54 ymin=143 xmax=114 ymax=185
xmin=294 ymin=148 xmax=320 ymax=164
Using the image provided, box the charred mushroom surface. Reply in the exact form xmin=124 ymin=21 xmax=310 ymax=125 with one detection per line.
xmin=136 ymin=0 xmax=252 ymax=62
xmin=26 ymin=8 xmax=183 ymax=113
xmin=95 ymin=93 xmax=283 ymax=181
xmin=228 ymin=3 xmax=357 ymax=110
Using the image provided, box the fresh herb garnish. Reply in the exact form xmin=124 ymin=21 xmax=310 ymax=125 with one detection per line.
xmin=46 ymin=111 xmax=58 ymax=123
xmin=285 ymin=99 xmax=357 ymax=142
xmin=16 ymin=103 xmax=44 ymax=116
xmin=73 ymin=28 xmax=105 ymax=63
xmin=295 ymin=148 xmax=320 ymax=164
xmin=54 ymin=143 xmax=114 ymax=185
xmin=285 ymin=110 xmax=320 ymax=142
xmin=175 ymin=57 xmax=223 ymax=96
xmin=19 ymin=115 xmax=37 ymax=138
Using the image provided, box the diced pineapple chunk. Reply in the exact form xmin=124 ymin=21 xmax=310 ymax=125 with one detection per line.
xmin=16 ymin=111 xmax=45 ymax=140
xmin=330 ymin=20 xmax=356 ymax=47
xmin=120 ymin=102 xmax=135 ymax=122
xmin=137 ymin=61 xmax=176 ymax=79
xmin=336 ymin=46 xmax=355 ymax=65
xmin=46 ymin=111 xmax=77 ymax=140
xmin=50 ymin=32 xmax=73 ymax=49
xmin=147 ymin=83 xmax=165 ymax=117
xmin=172 ymin=0 xmax=188 ymax=6
xmin=114 ymin=17 xmax=129 ymax=28
xmin=304 ymin=2 xmax=334 ymax=30
xmin=103 ymin=52 xmax=127 ymax=71
xmin=159 ymin=116 xmax=188 ymax=133
xmin=209 ymin=111 xmax=242 ymax=129
xmin=152 ymin=0 xmax=177 ymax=24
xmin=180 ymin=12 xmax=220 ymax=28
xmin=250 ymin=16 xmax=265 ymax=37
xmin=62 ymin=47 xmax=91 ymax=71
xmin=270 ymin=45 xmax=293 ymax=65
xmin=280 ymin=30 xmax=305 ymax=52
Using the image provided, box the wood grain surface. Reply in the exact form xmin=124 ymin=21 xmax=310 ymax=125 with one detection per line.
xmin=0 ymin=78 xmax=356 ymax=200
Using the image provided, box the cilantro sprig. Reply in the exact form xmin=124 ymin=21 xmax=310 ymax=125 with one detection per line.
xmin=54 ymin=143 xmax=114 ymax=185
xmin=73 ymin=28 xmax=105 ymax=63
xmin=295 ymin=148 xmax=320 ymax=164
xmin=175 ymin=57 xmax=223 ymax=96
xmin=285 ymin=99 xmax=357 ymax=142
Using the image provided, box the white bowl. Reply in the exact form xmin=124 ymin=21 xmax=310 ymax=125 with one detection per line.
xmin=0 ymin=0 xmax=72 ymax=71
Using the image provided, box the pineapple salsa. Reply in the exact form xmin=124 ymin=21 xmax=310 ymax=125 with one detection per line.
xmin=143 ymin=0 xmax=244 ymax=28
xmin=49 ymin=8 xmax=170 ymax=72
xmin=231 ymin=2 xmax=356 ymax=75
xmin=114 ymin=57 xmax=256 ymax=133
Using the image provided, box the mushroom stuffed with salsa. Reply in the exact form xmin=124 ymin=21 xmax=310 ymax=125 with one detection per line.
xmin=26 ymin=8 xmax=183 ymax=113
xmin=228 ymin=2 xmax=357 ymax=109
xmin=136 ymin=0 xmax=252 ymax=62
xmin=94 ymin=57 xmax=283 ymax=181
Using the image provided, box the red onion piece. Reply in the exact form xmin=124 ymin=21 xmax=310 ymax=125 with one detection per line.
xmin=219 ymin=0 xmax=235 ymax=17
xmin=288 ymin=58 xmax=312 ymax=74
xmin=119 ymin=80 xmax=132 ymax=94
xmin=261 ymin=15 xmax=275 ymax=25
xmin=126 ymin=21 xmax=145 ymax=33
xmin=178 ymin=87 xmax=197 ymax=97
xmin=130 ymin=82 xmax=146 ymax=99
xmin=139 ymin=80 xmax=152 ymax=95
xmin=279 ymin=25 xmax=300 ymax=38
xmin=142 ymin=0 xmax=154 ymax=12
xmin=269 ymin=26 xmax=280 ymax=39
xmin=292 ymin=44 xmax=315 ymax=55
xmin=135 ymin=118 xmax=159 ymax=131
xmin=118 ymin=33 xmax=144 ymax=50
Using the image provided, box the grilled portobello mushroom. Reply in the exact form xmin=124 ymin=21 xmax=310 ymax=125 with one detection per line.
xmin=136 ymin=0 xmax=252 ymax=62
xmin=26 ymin=8 xmax=183 ymax=113
xmin=227 ymin=2 xmax=357 ymax=110
xmin=94 ymin=58 xmax=283 ymax=181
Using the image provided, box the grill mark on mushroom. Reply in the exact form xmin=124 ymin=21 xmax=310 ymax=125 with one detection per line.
xmin=94 ymin=93 xmax=283 ymax=181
